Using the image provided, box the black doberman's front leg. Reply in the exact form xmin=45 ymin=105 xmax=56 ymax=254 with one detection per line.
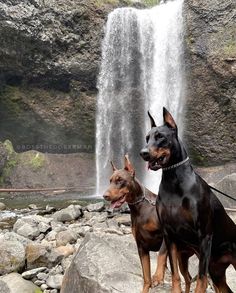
xmin=195 ymin=233 xmax=212 ymax=293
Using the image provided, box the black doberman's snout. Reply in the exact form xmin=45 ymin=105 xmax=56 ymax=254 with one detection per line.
xmin=140 ymin=148 xmax=151 ymax=161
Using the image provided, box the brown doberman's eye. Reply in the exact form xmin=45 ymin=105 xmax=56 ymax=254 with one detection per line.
xmin=116 ymin=178 xmax=125 ymax=185
xmin=146 ymin=135 xmax=150 ymax=143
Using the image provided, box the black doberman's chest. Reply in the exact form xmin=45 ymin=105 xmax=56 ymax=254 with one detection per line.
xmin=158 ymin=195 xmax=199 ymax=247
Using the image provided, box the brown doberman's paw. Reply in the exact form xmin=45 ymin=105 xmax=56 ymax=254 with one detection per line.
xmin=151 ymin=274 xmax=164 ymax=287
xmin=171 ymin=284 xmax=182 ymax=293
xmin=142 ymin=283 xmax=151 ymax=293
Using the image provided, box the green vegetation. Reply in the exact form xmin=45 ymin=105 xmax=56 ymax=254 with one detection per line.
xmin=29 ymin=153 xmax=45 ymax=170
xmin=188 ymin=147 xmax=208 ymax=167
xmin=3 ymin=140 xmax=16 ymax=157
xmin=34 ymin=289 xmax=43 ymax=293
xmin=94 ymin=0 xmax=160 ymax=8
xmin=0 ymin=86 xmax=23 ymax=118
xmin=0 ymin=140 xmax=18 ymax=186
xmin=223 ymin=40 xmax=236 ymax=58
xmin=142 ymin=0 xmax=160 ymax=7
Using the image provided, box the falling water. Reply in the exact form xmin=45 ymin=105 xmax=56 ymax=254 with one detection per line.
xmin=96 ymin=0 xmax=185 ymax=195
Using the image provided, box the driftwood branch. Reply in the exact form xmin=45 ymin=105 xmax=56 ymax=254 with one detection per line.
xmin=0 ymin=187 xmax=85 ymax=193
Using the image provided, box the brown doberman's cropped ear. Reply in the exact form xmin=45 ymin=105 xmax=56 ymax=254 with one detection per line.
xmin=163 ymin=107 xmax=177 ymax=130
xmin=124 ymin=154 xmax=135 ymax=177
xmin=148 ymin=111 xmax=156 ymax=128
xmin=110 ymin=161 xmax=117 ymax=172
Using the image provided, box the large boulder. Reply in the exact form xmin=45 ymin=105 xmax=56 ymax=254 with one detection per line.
xmin=0 ymin=273 xmax=40 ymax=293
xmin=184 ymin=0 xmax=236 ymax=165
xmin=61 ymin=232 xmax=175 ymax=293
xmin=0 ymin=240 xmax=25 ymax=275
xmin=61 ymin=232 xmax=142 ymax=293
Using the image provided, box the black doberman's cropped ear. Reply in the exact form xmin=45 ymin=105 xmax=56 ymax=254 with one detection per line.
xmin=124 ymin=154 xmax=135 ymax=177
xmin=148 ymin=111 xmax=156 ymax=128
xmin=110 ymin=161 xmax=117 ymax=172
xmin=163 ymin=107 xmax=177 ymax=130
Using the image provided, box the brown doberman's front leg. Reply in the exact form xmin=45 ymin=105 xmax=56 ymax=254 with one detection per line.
xmin=138 ymin=246 xmax=152 ymax=293
xmin=169 ymin=243 xmax=182 ymax=293
xmin=152 ymin=240 xmax=167 ymax=287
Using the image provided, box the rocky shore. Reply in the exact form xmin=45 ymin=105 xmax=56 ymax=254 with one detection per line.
xmin=0 ymin=173 xmax=236 ymax=293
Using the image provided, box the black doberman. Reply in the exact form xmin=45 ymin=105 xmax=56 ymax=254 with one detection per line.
xmin=103 ymin=155 xmax=192 ymax=293
xmin=140 ymin=108 xmax=236 ymax=293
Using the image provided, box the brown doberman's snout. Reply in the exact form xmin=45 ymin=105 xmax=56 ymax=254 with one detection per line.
xmin=140 ymin=147 xmax=151 ymax=161
xmin=103 ymin=191 xmax=111 ymax=201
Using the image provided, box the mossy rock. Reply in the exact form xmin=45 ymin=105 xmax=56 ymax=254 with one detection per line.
xmin=19 ymin=151 xmax=46 ymax=171
xmin=0 ymin=140 xmax=18 ymax=185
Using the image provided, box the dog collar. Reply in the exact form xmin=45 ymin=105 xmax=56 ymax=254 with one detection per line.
xmin=162 ymin=156 xmax=190 ymax=171
xmin=128 ymin=188 xmax=156 ymax=206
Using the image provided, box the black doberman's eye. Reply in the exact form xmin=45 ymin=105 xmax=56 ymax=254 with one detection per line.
xmin=146 ymin=135 xmax=150 ymax=143
xmin=155 ymin=133 xmax=162 ymax=140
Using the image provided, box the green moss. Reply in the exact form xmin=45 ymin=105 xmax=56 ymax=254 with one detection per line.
xmin=188 ymin=147 xmax=209 ymax=167
xmin=29 ymin=153 xmax=45 ymax=170
xmin=141 ymin=0 xmax=160 ymax=7
xmin=0 ymin=140 xmax=18 ymax=186
xmin=3 ymin=140 xmax=16 ymax=156
xmin=0 ymin=86 xmax=23 ymax=117
xmin=223 ymin=40 xmax=236 ymax=58
xmin=34 ymin=289 xmax=43 ymax=293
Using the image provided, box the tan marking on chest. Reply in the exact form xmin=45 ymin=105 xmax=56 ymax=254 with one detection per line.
xmin=142 ymin=219 xmax=158 ymax=232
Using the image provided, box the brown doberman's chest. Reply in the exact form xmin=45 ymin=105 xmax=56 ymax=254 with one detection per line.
xmin=131 ymin=207 xmax=163 ymax=251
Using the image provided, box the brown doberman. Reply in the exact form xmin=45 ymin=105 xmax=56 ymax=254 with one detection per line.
xmin=103 ymin=155 xmax=192 ymax=293
xmin=140 ymin=108 xmax=236 ymax=293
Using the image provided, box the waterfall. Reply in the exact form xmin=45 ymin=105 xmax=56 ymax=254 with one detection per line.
xmin=96 ymin=0 xmax=184 ymax=195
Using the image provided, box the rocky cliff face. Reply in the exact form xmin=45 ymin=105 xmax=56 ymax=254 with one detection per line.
xmin=0 ymin=0 xmax=235 ymax=163
xmin=0 ymin=0 xmax=140 ymax=152
xmin=184 ymin=0 xmax=236 ymax=165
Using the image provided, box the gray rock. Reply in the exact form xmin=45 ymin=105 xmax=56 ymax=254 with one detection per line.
xmin=13 ymin=215 xmax=52 ymax=239
xmin=22 ymin=267 xmax=47 ymax=280
xmin=41 ymin=283 xmax=48 ymax=290
xmin=0 ymin=202 xmax=6 ymax=211
xmin=46 ymin=274 xmax=64 ymax=289
xmin=0 ymin=240 xmax=25 ymax=275
xmin=61 ymin=232 xmax=144 ymax=293
xmin=15 ymin=222 xmax=40 ymax=239
xmin=28 ymin=204 xmax=38 ymax=210
xmin=0 ymin=231 xmax=32 ymax=247
xmin=53 ymin=205 xmax=82 ymax=222
xmin=37 ymin=272 xmax=48 ymax=281
xmin=86 ymin=201 xmax=105 ymax=212
xmin=55 ymin=230 xmax=77 ymax=246
xmin=26 ymin=243 xmax=63 ymax=269
xmin=0 ymin=273 xmax=40 ymax=293
xmin=34 ymin=279 xmax=45 ymax=286
xmin=214 ymin=173 xmax=236 ymax=208
xmin=114 ymin=214 xmax=131 ymax=226
xmin=0 ymin=211 xmax=17 ymax=229
xmin=38 ymin=222 xmax=51 ymax=233
xmin=70 ymin=224 xmax=92 ymax=237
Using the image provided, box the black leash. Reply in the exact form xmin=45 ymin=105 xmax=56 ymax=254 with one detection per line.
xmin=209 ymin=185 xmax=236 ymax=202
